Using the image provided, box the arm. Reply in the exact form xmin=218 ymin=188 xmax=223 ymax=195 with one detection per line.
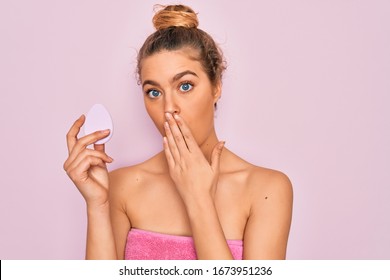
xmin=84 ymin=169 xmax=133 ymax=260
xmin=85 ymin=202 xmax=117 ymax=259
xmin=108 ymin=169 xmax=132 ymax=259
xmin=243 ymin=171 xmax=293 ymax=259
xmin=185 ymin=195 xmax=233 ymax=259
xmin=63 ymin=115 xmax=117 ymax=259
xmin=163 ymin=113 xmax=233 ymax=259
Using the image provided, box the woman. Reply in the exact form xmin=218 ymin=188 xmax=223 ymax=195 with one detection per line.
xmin=63 ymin=4 xmax=293 ymax=260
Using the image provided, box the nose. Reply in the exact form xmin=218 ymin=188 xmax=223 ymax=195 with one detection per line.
xmin=164 ymin=94 xmax=180 ymax=115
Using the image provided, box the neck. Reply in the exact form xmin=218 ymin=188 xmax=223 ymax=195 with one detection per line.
xmin=198 ymin=129 xmax=220 ymax=164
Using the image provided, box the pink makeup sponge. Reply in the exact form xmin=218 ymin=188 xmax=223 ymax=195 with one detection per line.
xmin=84 ymin=104 xmax=113 ymax=144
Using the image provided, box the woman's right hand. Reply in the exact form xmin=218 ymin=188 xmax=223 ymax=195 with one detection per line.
xmin=63 ymin=115 xmax=114 ymax=207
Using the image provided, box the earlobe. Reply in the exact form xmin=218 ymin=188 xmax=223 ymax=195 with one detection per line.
xmin=213 ymin=81 xmax=222 ymax=103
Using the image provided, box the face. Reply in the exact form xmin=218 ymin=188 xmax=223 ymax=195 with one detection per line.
xmin=140 ymin=49 xmax=221 ymax=146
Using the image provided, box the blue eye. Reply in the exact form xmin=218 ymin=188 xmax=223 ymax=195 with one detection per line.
xmin=179 ymin=82 xmax=193 ymax=92
xmin=147 ymin=89 xmax=161 ymax=98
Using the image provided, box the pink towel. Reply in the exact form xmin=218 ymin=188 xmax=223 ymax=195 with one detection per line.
xmin=125 ymin=228 xmax=243 ymax=260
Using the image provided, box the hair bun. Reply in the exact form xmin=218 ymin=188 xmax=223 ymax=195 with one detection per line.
xmin=152 ymin=4 xmax=199 ymax=30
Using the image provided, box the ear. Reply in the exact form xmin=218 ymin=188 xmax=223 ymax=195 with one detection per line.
xmin=213 ymin=80 xmax=222 ymax=104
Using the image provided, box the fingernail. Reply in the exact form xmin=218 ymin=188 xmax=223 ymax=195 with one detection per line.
xmin=101 ymin=129 xmax=110 ymax=134
xmin=77 ymin=114 xmax=85 ymax=122
xmin=174 ymin=114 xmax=180 ymax=120
xmin=165 ymin=112 xmax=171 ymax=120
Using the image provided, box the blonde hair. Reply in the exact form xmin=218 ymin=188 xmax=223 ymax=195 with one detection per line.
xmin=152 ymin=4 xmax=198 ymax=30
xmin=137 ymin=4 xmax=226 ymax=87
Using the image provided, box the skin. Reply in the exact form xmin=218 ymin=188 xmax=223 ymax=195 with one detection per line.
xmin=64 ymin=48 xmax=293 ymax=260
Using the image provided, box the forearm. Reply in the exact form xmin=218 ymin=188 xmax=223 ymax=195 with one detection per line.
xmin=186 ymin=197 xmax=233 ymax=260
xmin=85 ymin=202 xmax=117 ymax=259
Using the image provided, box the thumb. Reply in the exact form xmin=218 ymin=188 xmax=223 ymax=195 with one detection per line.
xmin=94 ymin=143 xmax=105 ymax=152
xmin=211 ymin=141 xmax=225 ymax=171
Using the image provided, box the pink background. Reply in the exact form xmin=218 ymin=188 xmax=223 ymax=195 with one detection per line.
xmin=1 ymin=0 xmax=389 ymax=259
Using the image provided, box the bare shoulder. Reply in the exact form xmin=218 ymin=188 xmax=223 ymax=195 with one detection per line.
xmin=107 ymin=165 xmax=142 ymax=210
xmin=221 ymin=149 xmax=293 ymax=202
xmin=246 ymin=165 xmax=293 ymax=206
xmin=242 ymin=165 xmax=293 ymax=259
xmin=108 ymin=153 xmax=164 ymax=200
xmin=109 ymin=165 xmax=142 ymax=190
xmin=249 ymin=166 xmax=292 ymax=192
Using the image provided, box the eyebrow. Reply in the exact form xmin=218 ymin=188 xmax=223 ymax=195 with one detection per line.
xmin=142 ymin=70 xmax=198 ymax=88
xmin=172 ymin=70 xmax=198 ymax=82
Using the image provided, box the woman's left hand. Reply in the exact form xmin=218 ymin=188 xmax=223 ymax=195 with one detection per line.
xmin=163 ymin=113 xmax=225 ymax=206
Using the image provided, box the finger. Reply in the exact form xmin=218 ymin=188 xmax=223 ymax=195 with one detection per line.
xmin=172 ymin=114 xmax=197 ymax=152
xmin=211 ymin=141 xmax=225 ymax=172
xmin=165 ymin=113 xmax=189 ymax=152
xmin=66 ymin=115 xmax=85 ymax=154
xmin=68 ymin=155 xmax=106 ymax=184
xmin=163 ymin=136 xmax=175 ymax=169
xmin=69 ymin=129 xmax=111 ymax=162
xmin=94 ymin=143 xmax=105 ymax=153
xmin=78 ymin=129 xmax=111 ymax=148
xmin=66 ymin=148 xmax=113 ymax=172
xmin=164 ymin=121 xmax=181 ymax=163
